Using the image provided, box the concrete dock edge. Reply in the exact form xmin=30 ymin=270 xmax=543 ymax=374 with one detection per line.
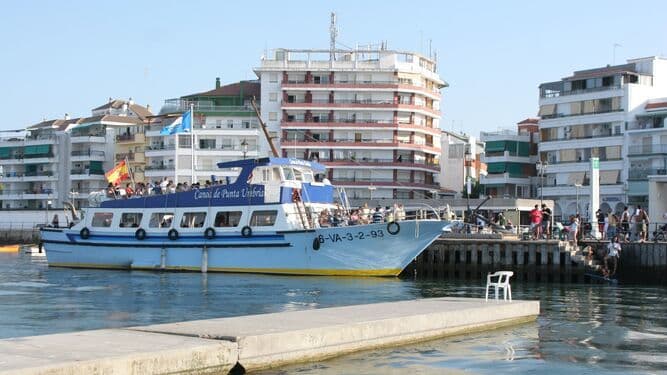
xmin=0 ymin=297 xmax=539 ymax=374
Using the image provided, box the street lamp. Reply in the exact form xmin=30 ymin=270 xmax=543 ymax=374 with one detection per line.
xmin=241 ymin=139 xmax=248 ymax=159
xmin=536 ymin=160 xmax=548 ymax=207
xmin=464 ymin=148 xmax=472 ymax=232
xmin=368 ymin=185 xmax=376 ymax=201
xmin=574 ymin=183 xmax=582 ymax=216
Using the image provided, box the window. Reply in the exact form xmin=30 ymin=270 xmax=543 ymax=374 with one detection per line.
xmin=269 ymin=92 xmax=277 ymax=102
xmin=250 ymin=210 xmax=278 ymax=226
xmin=199 ymin=139 xmax=216 ymax=149
xmin=214 ymin=211 xmax=242 ymax=227
xmin=269 ymin=112 xmax=278 ymax=121
xmin=92 ymin=212 xmax=113 ymax=227
xmin=227 ymin=120 xmax=234 ymax=128
xmin=149 ymin=212 xmax=174 ymax=228
xmin=120 ymin=213 xmax=142 ymax=228
xmin=180 ymin=212 xmax=207 ymax=228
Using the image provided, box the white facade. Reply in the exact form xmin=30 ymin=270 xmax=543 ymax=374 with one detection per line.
xmin=538 ymin=57 xmax=667 ymax=219
xmin=145 ymin=103 xmax=261 ymax=184
xmin=255 ymin=48 xmax=446 ymax=199
xmin=438 ymin=130 xmax=484 ymax=194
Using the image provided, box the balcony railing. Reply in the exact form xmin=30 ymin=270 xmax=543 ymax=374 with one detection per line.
xmin=628 ymin=168 xmax=667 ymax=180
xmin=70 ymin=132 xmax=105 ymax=138
xmin=71 ymin=150 xmax=105 ymax=157
xmin=145 ymin=165 xmax=175 ymax=171
xmin=161 ymin=99 xmax=256 ymax=114
xmin=146 ymin=145 xmax=176 ymax=151
xmin=544 ymin=157 xmax=623 ymax=165
xmin=541 ymin=108 xmax=624 ymax=120
xmin=324 ymin=158 xmax=439 ymax=168
xmin=540 ymin=84 xmax=622 ymax=99
xmin=70 ymin=169 xmax=105 ymax=175
xmin=628 ymin=144 xmax=667 ymax=155
xmin=281 ymin=80 xmax=441 ymax=94
xmin=332 ymin=177 xmax=439 ymax=189
xmin=116 ymin=133 xmax=140 ymax=142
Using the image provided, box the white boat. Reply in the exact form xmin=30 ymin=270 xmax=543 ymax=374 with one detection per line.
xmin=41 ymin=158 xmax=446 ymax=276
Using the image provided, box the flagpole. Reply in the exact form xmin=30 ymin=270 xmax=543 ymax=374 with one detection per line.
xmin=174 ymin=125 xmax=179 ymax=185
xmin=190 ymin=103 xmax=195 ymax=184
xmin=125 ymin=156 xmax=136 ymax=189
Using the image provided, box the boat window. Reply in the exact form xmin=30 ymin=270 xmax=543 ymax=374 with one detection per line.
xmin=119 ymin=213 xmax=142 ymax=228
xmin=91 ymin=212 xmax=113 ymax=227
xmin=282 ymin=167 xmax=295 ymax=181
xmin=149 ymin=212 xmax=174 ymax=228
xmin=249 ymin=210 xmax=278 ymax=227
xmin=214 ymin=211 xmax=242 ymax=227
xmin=301 ymin=170 xmax=314 ymax=183
xmin=180 ymin=212 xmax=207 ymax=228
xmin=293 ymin=168 xmax=303 ymax=181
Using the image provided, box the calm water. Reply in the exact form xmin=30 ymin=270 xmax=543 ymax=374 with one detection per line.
xmin=1 ymin=253 xmax=666 ymax=374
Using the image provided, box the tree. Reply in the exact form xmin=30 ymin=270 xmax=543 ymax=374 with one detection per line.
xmin=461 ymin=178 xmax=482 ymax=199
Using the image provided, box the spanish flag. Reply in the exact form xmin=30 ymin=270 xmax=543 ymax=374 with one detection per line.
xmin=105 ymin=160 xmax=130 ymax=185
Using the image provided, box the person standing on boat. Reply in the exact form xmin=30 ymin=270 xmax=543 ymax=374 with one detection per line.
xmin=372 ymin=206 xmax=384 ymax=223
xmin=51 ymin=214 xmax=59 ymax=228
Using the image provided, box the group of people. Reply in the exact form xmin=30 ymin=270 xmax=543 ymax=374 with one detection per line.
xmin=566 ymin=205 xmax=650 ymax=245
xmin=529 ymin=204 xmax=552 ymax=240
xmin=106 ymin=177 xmax=228 ymax=199
xmin=317 ymin=203 xmax=406 ymax=228
xmin=584 ymin=235 xmax=623 ymax=279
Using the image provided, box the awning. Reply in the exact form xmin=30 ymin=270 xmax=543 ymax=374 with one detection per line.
xmin=0 ymin=147 xmax=12 ymax=158
xmin=568 ymin=172 xmax=585 ymax=185
xmin=484 ymin=141 xmax=506 ymax=153
xmin=486 ymin=163 xmax=506 ymax=174
xmin=538 ymin=104 xmax=556 ymax=116
xmin=518 ymin=142 xmax=530 ymax=157
xmin=24 ymin=145 xmax=50 ymax=156
xmin=600 ymin=170 xmax=620 ymax=185
xmin=89 ymin=161 xmax=104 ymax=173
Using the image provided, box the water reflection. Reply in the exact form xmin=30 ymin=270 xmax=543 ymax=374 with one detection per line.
xmin=1 ymin=254 xmax=666 ymax=373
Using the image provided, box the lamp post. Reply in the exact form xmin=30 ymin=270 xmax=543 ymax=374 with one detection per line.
xmin=368 ymin=185 xmax=376 ymax=201
xmin=536 ymin=160 xmax=548 ymax=207
xmin=241 ymin=139 xmax=248 ymax=159
xmin=574 ymin=183 xmax=582 ymax=216
xmin=464 ymin=148 xmax=472 ymax=232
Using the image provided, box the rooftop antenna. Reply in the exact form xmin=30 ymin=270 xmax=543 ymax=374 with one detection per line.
xmin=329 ymin=12 xmax=338 ymax=61
xmin=429 ymin=39 xmax=432 ymax=58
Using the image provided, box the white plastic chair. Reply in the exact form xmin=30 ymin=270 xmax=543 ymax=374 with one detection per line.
xmin=486 ymin=271 xmax=513 ymax=302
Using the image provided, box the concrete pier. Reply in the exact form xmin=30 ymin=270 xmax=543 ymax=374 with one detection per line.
xmin=0 ymin=297 xmax=539 ymax=374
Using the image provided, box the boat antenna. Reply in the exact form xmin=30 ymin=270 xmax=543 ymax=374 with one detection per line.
xmin=250 ymin=96 xmax=279 ymax=157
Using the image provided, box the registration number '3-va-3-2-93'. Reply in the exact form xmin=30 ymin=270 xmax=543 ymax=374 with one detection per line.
xmin=318 ymin=230 xmax=385 ymax=243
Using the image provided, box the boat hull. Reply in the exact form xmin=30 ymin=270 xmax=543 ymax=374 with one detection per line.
xmin=41 ymin=220 xmax=444 ymax=276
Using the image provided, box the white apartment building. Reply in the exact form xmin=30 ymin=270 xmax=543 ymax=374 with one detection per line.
xmin=255 ymin=48 xmax=446 ymax=199
xmin=0 ymin=99 xmax=152 ymax=209
xmin=625 ymin=97 xmax=667 ymax=209
xmin=538 ymin=57 xmax=667 ymax=218
xmin=438 ymin=130 xmax=484 ymax=195
xmin=145 ymin=80 xmax=261 ymax=184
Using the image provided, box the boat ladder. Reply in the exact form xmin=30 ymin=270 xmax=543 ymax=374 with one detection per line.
xmin=294 ymin=189 xmax=313 ymax=229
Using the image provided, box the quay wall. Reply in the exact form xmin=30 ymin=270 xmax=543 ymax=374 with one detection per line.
xmin=409 ymin=238 xmax=667 ymax=284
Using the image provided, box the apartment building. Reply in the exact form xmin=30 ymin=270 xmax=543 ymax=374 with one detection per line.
xmin=625 ymin=98 xmax=667 ymax=208
xmin=481 ymin=119 xmax=539 ymax=199
xmin=0 ymin=99 xmax=152 ymax=209
xmin=537 ymin=57 xmax=667 ymax=218
xmin=438 ymin=130 xmax=485 ymax=195
xmin=146 ymin=79 xmax=261 ymax=184
xmin=255 ymin=48 xmax=446 ymax=199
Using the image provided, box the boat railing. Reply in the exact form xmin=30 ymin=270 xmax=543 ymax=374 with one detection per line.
xmin=405 ymin=203 xmax=441 ymax=221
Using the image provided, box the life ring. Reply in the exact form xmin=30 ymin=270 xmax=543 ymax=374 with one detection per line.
xmin=312 ymin=237 xmax=320 ymax=250
xmin=204 ymin=227 xmax=216 ymax=240
xmin=387 ymin=221 xmax=400 ymax=235
xmin=80 ymin=227 xmax=90 ymax=239
xmin=135 ymin=228 xmax=147 ymax=241
xmin=168 ymin=228 xmax=179 ymax=241
xmin=291 ymin=188 xmax=301 ymax=202
xmin=241 ymin=226 xmax=252 ymax=237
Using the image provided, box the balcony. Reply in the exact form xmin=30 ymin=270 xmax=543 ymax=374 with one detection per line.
xmin=161 ymin=99 xmax=256 ymax=115
xmin=145 ymin=165 xmax=174 ymax=171
xmin=70 ymin=169 xmax=105 ymax=180
xmin=628 ymin=168 xmax=667 ymax=180
xmin=332 ymin=177 xmax=439 ymax=190
xmin=71 ymin=150 xmax=105 ymax=161
xmin=280 ymin=139 xmax=439 ymax=154
xmin=628 ymin=144 xmax=667 ymax=156
xmin=540 ymin=108 xmax=624 ymax=120
xmin=116 ymin=153 xmax=146 ymax=163
xmin=70 ymin=134 xmax=106 ymax=143
xmin=540 ymin=83 xmax=622 ymax=99
xmin=281 ymin=99 xmax=440 ymax=116
xmin=115 ymin=133 xmax=145 ymax=144
xmin=281 ymin=120 xmax=440 ymax=134
xmin=281 ymin=80 xmax=441 ymax=97
xmin=543 ymin=157 xmax=623 ymax=165
xmin=322 ymin=158 xmax=440 ymax=172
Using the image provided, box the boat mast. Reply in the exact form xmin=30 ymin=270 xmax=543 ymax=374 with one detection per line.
xmin=250 ymin=97 xmax=279 ymax=157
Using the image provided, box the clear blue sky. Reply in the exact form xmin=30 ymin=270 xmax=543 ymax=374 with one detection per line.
xmin=1 ymin=0 xmax=666 ymax=137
